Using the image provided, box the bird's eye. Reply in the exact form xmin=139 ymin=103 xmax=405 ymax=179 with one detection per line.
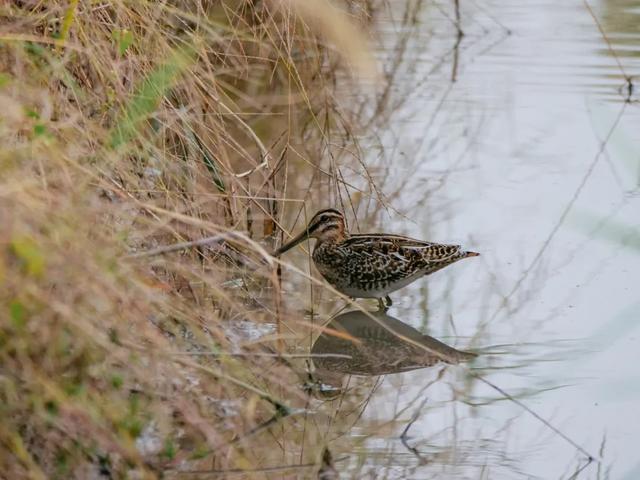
xmin=320 ymin=215 xmax=328 ymax=222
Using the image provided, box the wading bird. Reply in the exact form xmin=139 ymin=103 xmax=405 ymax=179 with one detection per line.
xmin=274 ymin=209 xmax=479 ymax=309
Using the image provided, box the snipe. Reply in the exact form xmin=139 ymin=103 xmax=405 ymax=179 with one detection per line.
xmin=307 ymin=309 xmax=476 ymax=397
xmin=312 ymin=309 xmax=476 ymax=376
xmin=275 ymin=209 xmax=479 ymax=308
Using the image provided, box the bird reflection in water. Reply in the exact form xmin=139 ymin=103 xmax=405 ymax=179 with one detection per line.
xmin=307 ymin=309 xmax=476 ymax=398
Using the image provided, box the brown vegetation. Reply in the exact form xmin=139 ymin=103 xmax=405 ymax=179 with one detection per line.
xmin=0 ymin=1 xmax=374 ymax=477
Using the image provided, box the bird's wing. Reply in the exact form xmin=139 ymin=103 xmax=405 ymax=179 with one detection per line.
xmin=344 ymin=234 xmax=463 ymax=263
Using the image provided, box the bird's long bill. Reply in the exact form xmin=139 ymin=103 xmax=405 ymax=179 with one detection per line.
xmin=274 ymin=229 xmax=311 ymax=256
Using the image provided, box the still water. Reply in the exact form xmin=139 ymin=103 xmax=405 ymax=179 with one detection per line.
xmin=280 ymin=0 xmax=640 ymax=478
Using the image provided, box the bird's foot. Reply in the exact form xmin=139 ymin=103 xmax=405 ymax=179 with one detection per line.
xmin=377 ymin=296 xmax=393 ymax=311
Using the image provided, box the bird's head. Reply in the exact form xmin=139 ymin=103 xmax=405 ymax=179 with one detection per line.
xmin=274 ymin=209 xmax=346 ymax=255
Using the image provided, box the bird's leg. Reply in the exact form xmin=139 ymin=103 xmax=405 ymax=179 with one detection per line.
xmin=377 ymin=296 xmax=393 ymax=311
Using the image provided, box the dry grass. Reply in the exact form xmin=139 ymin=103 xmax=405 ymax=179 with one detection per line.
xmin=0 ymin=1 xmax=375 ymax=477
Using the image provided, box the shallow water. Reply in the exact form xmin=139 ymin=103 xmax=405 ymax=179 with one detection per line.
xmin=281 ymin=1 xmax=640 ymax=478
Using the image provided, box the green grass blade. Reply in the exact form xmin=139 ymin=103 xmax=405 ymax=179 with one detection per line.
xmin=109 ymin=45 xmax=196 ymax=149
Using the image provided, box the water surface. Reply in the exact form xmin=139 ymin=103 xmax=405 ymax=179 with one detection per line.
xmin=282 ymin=1 xmax=640 ymax=478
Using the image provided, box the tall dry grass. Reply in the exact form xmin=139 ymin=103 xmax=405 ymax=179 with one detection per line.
xmin=0 ymin=1 xmax=375 ymax=477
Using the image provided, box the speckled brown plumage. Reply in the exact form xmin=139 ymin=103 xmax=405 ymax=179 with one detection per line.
xmin=275 ymin=209 xmax=479 ymax=305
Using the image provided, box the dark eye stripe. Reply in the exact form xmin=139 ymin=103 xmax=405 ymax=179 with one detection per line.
xmin=319 ymin=224 xmax=338 ymax=232
xmin=310 ymin=210 xmax=343 ymax=228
